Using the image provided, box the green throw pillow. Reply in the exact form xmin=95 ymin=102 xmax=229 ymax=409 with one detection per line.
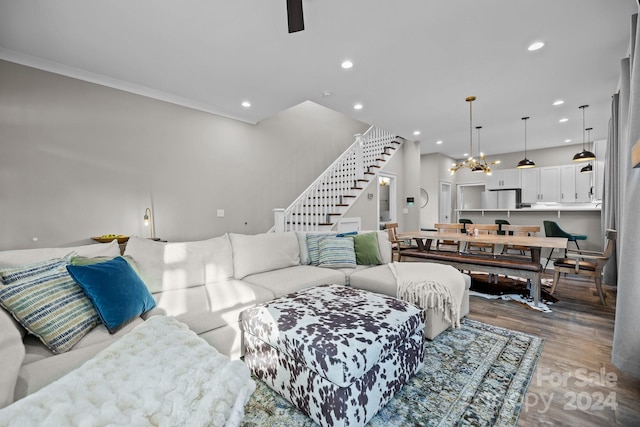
xmin=350 ymin=232 xmax=382 ymax=265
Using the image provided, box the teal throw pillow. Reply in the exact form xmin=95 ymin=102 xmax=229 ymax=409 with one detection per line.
xmin=67 ymin=256 xmax=156 ymax=333
xmin=350 ymin=232 xmax=382 ymax=265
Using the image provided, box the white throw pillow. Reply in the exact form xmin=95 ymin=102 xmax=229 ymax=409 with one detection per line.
xmin=229 ymin=232 xmax=300 ymax=279
xmin=375 ymin=230 xmax=393 ymax=264
xmin=0 ymin=240 xmax=120 ymax=268
xmin=124 ymin=235 xmax=234 ymax=293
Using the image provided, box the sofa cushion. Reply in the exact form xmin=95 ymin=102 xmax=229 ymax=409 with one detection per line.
xmin=350 ymin=264 xmax=472 ymax=297
xmin=349 ymin=264 xmax=398 ymax=296
xmin=0 ymin=240 xmax=120 ymax=268
xmin=14 ymin=317 xmax=142 ymax=402
xmin=243 ymin=265 xmax=346 ymax=297
xmin=124 ymin=235 xmax=234 ymax=293
xmin=0 ymin=254 xmax=100 ymax=354
xmin=229 ymin=232 xmax=300 ymax=279
xmin=150 ymin=280 xmax=274 ymax=334
xmin=0 ymin=308 xmax=25 ymax=408
xmin=318 ymin=236 xmax=356 ymax=268
xmin=66 ymin=257 xmax=156 ymax=333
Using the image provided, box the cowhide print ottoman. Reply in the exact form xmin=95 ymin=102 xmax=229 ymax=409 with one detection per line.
xmin=241 ymin=284 xmax=425 ymax=427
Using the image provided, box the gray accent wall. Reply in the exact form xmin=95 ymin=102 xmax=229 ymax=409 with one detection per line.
xmin=0 ymin=60 xmax=371 ymax=250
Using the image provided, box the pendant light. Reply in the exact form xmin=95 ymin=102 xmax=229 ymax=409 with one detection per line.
xmin=580 ymin=127 xmax=594 ymax=173
xmin=573 ymin=105 xmax=596 ymax=162
xmin=516 ymin=116 xmax=535 ymax=168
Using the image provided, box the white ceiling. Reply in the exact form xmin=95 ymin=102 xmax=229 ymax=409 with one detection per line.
xmin=0 ymin=0 xmax=636 ymax=158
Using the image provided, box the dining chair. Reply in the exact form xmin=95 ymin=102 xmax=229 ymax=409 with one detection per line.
xmin=494 ymin=219 xmax=510 ymax=236
xmin=502 ymin=225 xmax=540 ymax=256
xmin=433 ymin=223 xmax=463 ymax=253
xmin=543 ymin=221 xmax=588 ymax=271
xmin=458 ymin=218 xmax=473 ymax=234
xmin=551 ymin=229 xmax=617 ymax=305
xmin=466 ymin=224 xmax=499 ymax=254
xmin=385 ymin=223 xmax=413 ymax=261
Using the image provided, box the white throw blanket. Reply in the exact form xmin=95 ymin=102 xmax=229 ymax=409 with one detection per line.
xmin=389 ymin=262 xmax=466 ymax=328
xmin=0 ymin=316 xmax=255 ymax=427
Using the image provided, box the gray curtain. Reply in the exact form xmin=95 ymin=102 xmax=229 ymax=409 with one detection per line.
xmin=603 ymin=93 xmax=618 ymax=285
xmin=612 ymin=12 xmax=640 ymax=378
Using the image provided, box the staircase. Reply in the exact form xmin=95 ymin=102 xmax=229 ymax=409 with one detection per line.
xmin=273 ymin=126 xmax=402 ymax=232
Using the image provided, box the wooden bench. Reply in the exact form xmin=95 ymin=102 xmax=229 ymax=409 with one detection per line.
xmin=400 ymin=249 xmax=543 ymax=306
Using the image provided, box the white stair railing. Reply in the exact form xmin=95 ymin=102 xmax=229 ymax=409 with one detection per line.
xmin=273 ymin=126 xmax=400 ymax=232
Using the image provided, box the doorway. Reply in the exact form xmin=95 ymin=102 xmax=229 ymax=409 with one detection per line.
xmin=378 ymin=173 xmax=397 ymax=229
xmin=439 ymin=181 xmax=452 ymax=223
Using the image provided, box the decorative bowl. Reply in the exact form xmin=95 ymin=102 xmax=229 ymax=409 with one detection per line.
xmin=92 ymin=236 xmax=129 ymax=244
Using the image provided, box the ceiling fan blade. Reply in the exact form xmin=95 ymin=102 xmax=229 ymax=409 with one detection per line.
xmin=287 ymin=0 xmax=304 ymax=33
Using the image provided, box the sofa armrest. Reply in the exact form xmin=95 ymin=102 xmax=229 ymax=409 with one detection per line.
xmin=0 ymin=309 xmax=26 ymax=408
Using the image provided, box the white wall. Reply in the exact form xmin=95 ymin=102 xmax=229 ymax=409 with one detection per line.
xmin=0 ymin=60 xmax=371 ymax=250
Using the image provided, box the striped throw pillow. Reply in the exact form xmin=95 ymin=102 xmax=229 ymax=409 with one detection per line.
xmin=318 ymin=237 xmax=356 ymax=268
xmin=306 ymin=233 xmax=335 ymax=266
xmin=0 ymin=253 xmax=100 ymax=354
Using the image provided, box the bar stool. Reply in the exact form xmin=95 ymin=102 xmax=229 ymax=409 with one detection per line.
xmin=543 ymin=220 xmax=588 ymax=272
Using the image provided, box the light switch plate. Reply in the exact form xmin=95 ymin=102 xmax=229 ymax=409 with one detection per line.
xmin=217 ymin=209 xmax=225 ymax=217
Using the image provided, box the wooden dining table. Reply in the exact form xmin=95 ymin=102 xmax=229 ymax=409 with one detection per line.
xmin=398 ymin=231 xmax=567 ymax=264
xmin=397 ymin=231 xmax=568 ymax=307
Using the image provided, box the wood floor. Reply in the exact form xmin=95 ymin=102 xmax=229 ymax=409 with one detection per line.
xmin=467 ymin=273 xmax=640 ymax=426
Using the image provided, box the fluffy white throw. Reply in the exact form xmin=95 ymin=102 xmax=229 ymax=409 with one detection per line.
xmin=389 ymin=262 xmax=466 ymax=328
xmin=0 ymin=316 xmax=255 ymax=427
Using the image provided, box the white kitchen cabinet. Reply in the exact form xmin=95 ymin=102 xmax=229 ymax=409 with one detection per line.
xmin=560 ymin=164 xmax=592 ymax=202
xmin=539 ymin=167 xmax=560 ymax=202
xmin=485 ymin=168 xmax=521 ymax=190
xmin=521 ymin=167 xmax=560 ymax=203
xmin=560 ymin=165 xmax=575 ymax=202
xmin=575 ymin=164 xmax=592 ymax=202
xmin=521 ymin=168 xmax=539 ymax=204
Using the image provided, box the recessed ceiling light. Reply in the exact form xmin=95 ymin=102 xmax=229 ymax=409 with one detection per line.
xmin=353 ymin=103 xmax=363 ymax=110
xmin=463 ymin=153 xmax=469 ymax=157
xmin=565 ymin=139 xmax=572 ymax=143
xmin=341 ymin=60 xmax=353 ymax=69
xmin=321 ymin=91 xmax=332 ymax=97
xmin=528 ymin=41 xmax=545 ymax=51
xmin=553 ymin=100 xmax=564 ymax=106
xmin=559 ymin=118 xmax=569 ymax=123
xmin=436 ymin=140 xmax=443 ymax=145
xmin=241 ymin=101 xmax=251 ymax=108
xmin=413 ymin=130 xmax=421 ymax=136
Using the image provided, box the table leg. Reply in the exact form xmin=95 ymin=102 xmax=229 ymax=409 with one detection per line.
xmin=413 ymin=237 xmax=433 ymax=252
xmin=530 ymin=247 xmax=542 ymax=307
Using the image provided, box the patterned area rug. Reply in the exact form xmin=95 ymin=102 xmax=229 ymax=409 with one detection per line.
xmin=240 ymin=318 xmax=544 ymax=427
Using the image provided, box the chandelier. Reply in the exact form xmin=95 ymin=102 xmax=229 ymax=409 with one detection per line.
xmin=449 ymin=96 xmax=500 ymax=175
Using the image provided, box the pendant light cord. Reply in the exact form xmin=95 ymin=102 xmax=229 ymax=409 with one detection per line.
xmin=580 ymin=105 xmax=588 ymax=150
xmin=522 ymin=117 xmax=529 ymax=156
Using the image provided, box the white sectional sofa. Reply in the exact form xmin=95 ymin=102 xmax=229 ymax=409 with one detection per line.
xmin=0 ymin=230 xmax=470 ymax=409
